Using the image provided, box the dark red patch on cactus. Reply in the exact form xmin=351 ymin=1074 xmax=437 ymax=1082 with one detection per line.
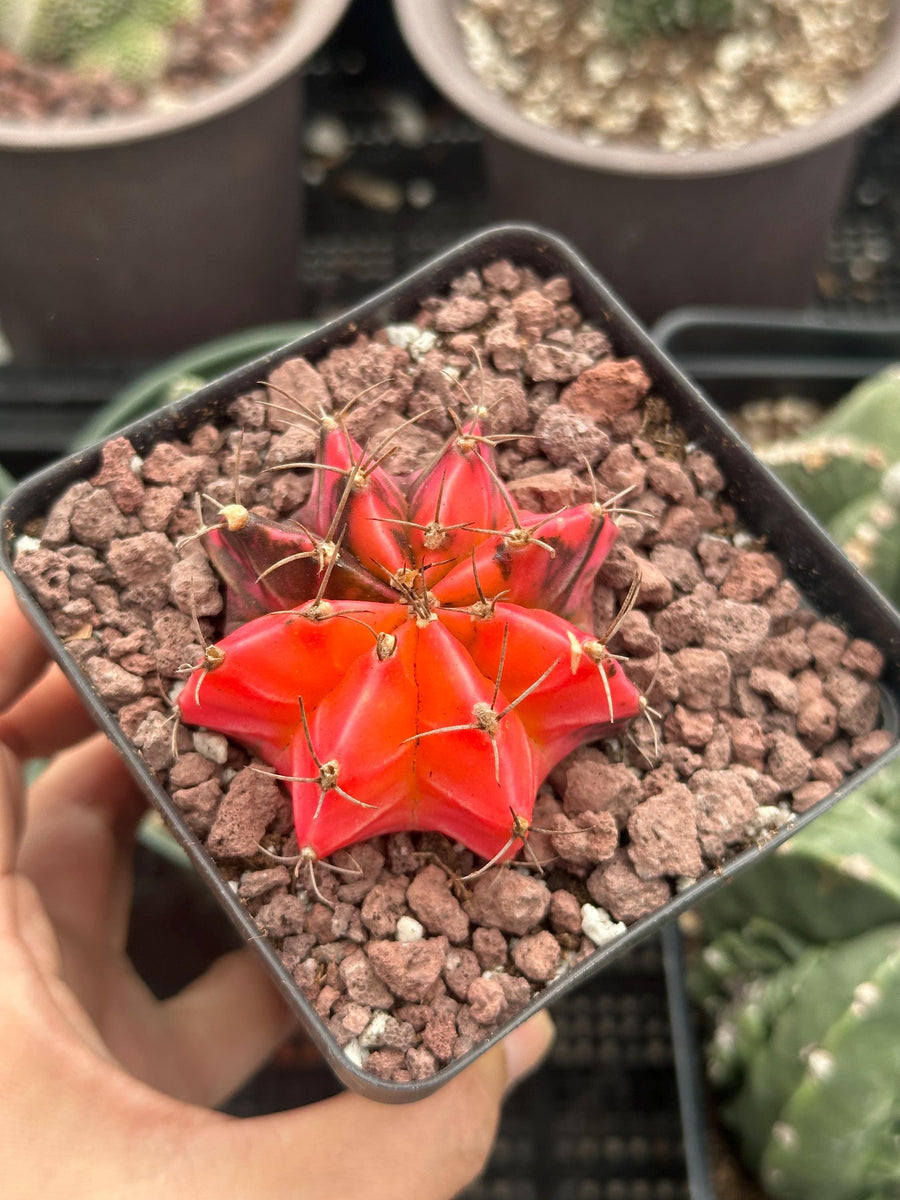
xmin=178 ymin=407 xmax=641 ymax=864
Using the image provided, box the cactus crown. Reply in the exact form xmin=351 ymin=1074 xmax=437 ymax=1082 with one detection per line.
xmin=604 ymin=0 xmax=736 ymax=43
xmin=176 ymin=382 xmax=642 ymax=869
xmin=0 ymin=0 xmax=202 ymax=82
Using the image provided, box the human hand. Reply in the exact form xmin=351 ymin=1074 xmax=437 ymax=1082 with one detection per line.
xmin=0 ymin=574 xmax=554 ymax=1199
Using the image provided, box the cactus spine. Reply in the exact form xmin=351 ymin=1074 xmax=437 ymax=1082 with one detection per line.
xmin=176 ymin=390 xmax=641 ymax=868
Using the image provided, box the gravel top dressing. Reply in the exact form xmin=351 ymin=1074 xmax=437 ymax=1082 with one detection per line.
xmin=11 ymin=255 xmax=893 ymax=1088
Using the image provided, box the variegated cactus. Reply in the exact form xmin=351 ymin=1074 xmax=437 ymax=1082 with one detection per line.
xmin=176 ymin=392 xmax=643 ymax=870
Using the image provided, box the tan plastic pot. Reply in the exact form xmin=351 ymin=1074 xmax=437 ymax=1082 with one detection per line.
xmin=394 ymin=0 xmax=900 ymax=323
xmin=0 ymin=0 xmax=351 ymax=359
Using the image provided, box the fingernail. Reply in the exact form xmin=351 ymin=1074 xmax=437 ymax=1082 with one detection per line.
xmin=503 ymin=1010 xmax=555 ymax=1092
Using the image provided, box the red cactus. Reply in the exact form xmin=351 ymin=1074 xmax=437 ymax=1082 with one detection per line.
xmin=178 ymin=401 xmax=642 ymax=866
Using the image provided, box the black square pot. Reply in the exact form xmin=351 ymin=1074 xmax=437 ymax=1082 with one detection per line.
xmin=2 ymin=225 xmax=899 ymax=1103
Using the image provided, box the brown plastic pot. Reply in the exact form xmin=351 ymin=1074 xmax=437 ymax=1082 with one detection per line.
xmin=393 ymin=0 xmax=900 ymax=324
xmin=0 ymin=0 xmax=351 ymax=360
xmin=2 ymin=224 xmax=899 ymax=1102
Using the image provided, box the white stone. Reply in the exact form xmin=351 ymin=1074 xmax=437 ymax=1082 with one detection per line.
xmin=580 ymin=903 xmax=626 ymax=948
xmin=192 ymin=730 xmax=229 ymax=764
xmin=395 ymin=915 xmax=425 ymax=943
xmin=359 ymin=1011 xmax=390 ymax=1049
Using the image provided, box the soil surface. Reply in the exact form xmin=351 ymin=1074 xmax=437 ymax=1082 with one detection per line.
xmin=13 ymin=259 xmax=892 ymax=1085
xmin=458 ymin=0 xmax=888 ymax=152
xmin=0 ymin=0 xmax=294 ymax=122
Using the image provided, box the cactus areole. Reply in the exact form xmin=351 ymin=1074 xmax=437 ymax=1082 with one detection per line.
xmin=177 ymin=401 xmax=642 ymax=866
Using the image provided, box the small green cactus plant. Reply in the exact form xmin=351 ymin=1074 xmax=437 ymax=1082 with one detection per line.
xmin=605 ymin=0 xmax=735 ymax=43
xmin=0 ymin=0 xmax=201 ymax=82
xmin=692 ymin=757 xmax=900 ymax=1200
xmin=753 ymin=365 xmax=900 ymax=608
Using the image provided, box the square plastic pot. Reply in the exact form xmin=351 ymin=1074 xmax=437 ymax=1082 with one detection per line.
xmin=2 ymin=224 xmax=899 ymax=1102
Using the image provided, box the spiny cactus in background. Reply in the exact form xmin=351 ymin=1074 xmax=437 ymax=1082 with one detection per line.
xmin=177 ymin=389 xmax=642 ymax=869
xmin=604 ymin=0 xmax=735 ymax=43
xmin=704 ymin=925 xmax=900 ymax=1200
xmin=691 ymin=757 xmax=900 ymax=1200
xmin=754 ymin=365 xmax=900 ymax=608
xmin=0 ymin=0 xmax=201 ymax=82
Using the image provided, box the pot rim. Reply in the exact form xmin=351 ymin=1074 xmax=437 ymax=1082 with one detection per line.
xmin=393 ymin=0 xmax=900 ymax=178
xmin=0 ymin=0 xmax=351 ymax=151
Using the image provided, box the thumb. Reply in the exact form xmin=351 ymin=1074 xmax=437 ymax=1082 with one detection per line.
xmin=192 ymin=1010 xmax=555 ymax=1200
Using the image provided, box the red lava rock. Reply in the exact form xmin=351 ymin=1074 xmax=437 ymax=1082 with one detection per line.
xmin=670 ymin=705 xmax=716 ymax=748
xmin=314 ymin=985 xmax=341 ymax=1018
xmin=495 ymin=973 xmax=533 ymax=1017
xmin=142 ymin=443 xmax=210 ymax=493
xmin=422 ymin=1011 xmax=459 ymax=1061
xmin=597 ymin=443 xmax=647 ymax=494
xmin=171 ymin=779 xmax=221 ymax=836
xmin=238 ymin=865 xmax=291 ymax=901
xmin=467 ymin=976 xmax=506 ymax=1025
xmin=627 ymin=785 xmax=704 ymax=880
xmin=407 ymin=864 xmax=470 ymax=944
xmin=654 ymin=593 xmax=710 ymax=650
xmin=841 ymin=638 xmax=885 ymax=680
xmin=334 ymin=843 xmax=386 ymax=904
xmin=792 ymin=780 xmax=834 ymax=813
xmin=339 ymin=950 xmax=394 ymax=1009
xmin=631 ymin=555 xmax=674 ymax=608
xmin=689 ymin=769 xmax=757 ymax=860
xmin=796 ymin=696 xmax=839 ymax=749
xmin=696 ymin=536 xmax=739 ymax=584
xmin=482 ymin=259 xmax=520 ymax=292
xmin=672 ymin=648 xmax=732 ymax=710
xmin=367 ymin=937 xmax=448 ymax=1003
xmin=549 ymin=889 xmax=583 ymax=934
xmin=467 ymin=871 xmax=551 ymax=936
xmin=256 ymin=893 xmax=307 ymax=938
xmin=139 ymin=485 xmax=183 ymax=532
xmin=748 ymin=667 xmax=799 ymax=714
xmin=645 ymin=457 xmax=695 ymax=504
xmin=852 ymin=729 xmax=894 ymax=766
xmin=719 ymin=551 xmax=782 ymax=602
xmin=823 ymin=669 xmax=881 ymax=738
xmin=14 ymin=548 xmax=71 ymax=609
xmin=807 ymin=621 xmax=849 ymax=670
xmin=70 ymin=487 xmax=129 ymax=548
xmin=535 ymin=405 xmax=610 ymax=467
xmin=653 ymin=504 xmax=701 ymax=549
xmin=434 ymin=295 xmax=490 ymax=332
xmin=484 ymin=319 xmax=522 ymax=370
xmin=330 ymin=999 xmax=373 ymax=1043
xmin=507 ymin=469 xmax=582 ymax=512
xmin=548 ymin=811 xmax=618 ymax=868
xmin=169 ymin=552 xmax=222 ymax=618
xmin=685 ymin=449 xmax=725 ymax=492
xmin=266 ymin=357 xmax=330 ymax=429
xmin=106 ymin=532 xmax=176 ymax=590
xmin=760 ymin=627 xmax=813 ymax=674
xmin=444 ymin=948 xmax=481 ymax=1001
xmin=406 ymin=1046 xmax=438 ymax=1080
xmin=205 ymin=766 xmax=285 ymax=859
xmin=511 ymin=930 xmax=561 ymax=983
xmin=561 ymin=358 xmax=651 ymax=423
xmin=83 ymin=658 xmax=144 ymax=707
xmin=587 ymin=854 xmax=671 ymax=923
xmin=650 ymin=544 xmax=703 ymax=592
xmin=766 ymin=732 xmax=813 ymax=792
xmin=526 ymin=343 xmax=594 ymax=382
xmin=360 ymin=877 xmax=409 ymax=938
xmin=472 ymin=926 xmax=508 ymax=970
xmin=511 ymin=289 xmax=557 ymax=339
xmin=91 ymin=437 xmax=144 ymax=514
xmin=365 ymin=1049 xmax=408 ymax=1081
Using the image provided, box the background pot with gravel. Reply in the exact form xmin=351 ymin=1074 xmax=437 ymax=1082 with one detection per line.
xmin=394 ymin=0 xmax=900 ymax=323
xmin=3 ymin=225 xmax=899 ymax=1102
xmin=0 ymin=0 xmax=351 ymax=359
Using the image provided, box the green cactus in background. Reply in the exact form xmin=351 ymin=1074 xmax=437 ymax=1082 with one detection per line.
xmin=753 ymin=365 xmax=900 ymax=608
xmin=605 ymin=0 xmax=735 ymax=43
xmin=0 ymin=0 xmax=201 ymax=82
xmin=692 ymin=758 xmax=900 ymax=1200
xmin=709 ymin=926 xmax=900 ymax=1200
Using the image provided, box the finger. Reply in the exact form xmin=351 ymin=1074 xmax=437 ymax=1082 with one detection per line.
xmin=18 ymin=735 xmax=146 ymax=951
xmin=0 ymin=665 xmax=99 ymax=761
xmin=191 ymin=1010 xmax=555 ymax=1200
xmin=0 ymin=576 xmax=50 ymax=712
xmin=151 ymin=947 xmax=297 ymax=1108
xmin=0 ymin=743 xmax=24 ymax=875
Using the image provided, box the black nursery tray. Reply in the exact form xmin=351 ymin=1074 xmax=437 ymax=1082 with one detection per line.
xmin=3 ymin=225 xmax=900 ymax=1104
